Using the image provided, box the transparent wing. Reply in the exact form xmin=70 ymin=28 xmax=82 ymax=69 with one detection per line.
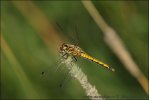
xmin=59 ymin=56 xmax=77 ymax=88
xmin=40 ymin=57 xmax=66 ymax=82
xmin=54 ymin=22 xmax=80 ymax=46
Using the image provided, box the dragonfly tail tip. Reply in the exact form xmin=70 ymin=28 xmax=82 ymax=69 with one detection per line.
xmin=111 ymin=68 xmax=115 ymax=72
xmin=109 ymin=67 xmax=115 ymax=72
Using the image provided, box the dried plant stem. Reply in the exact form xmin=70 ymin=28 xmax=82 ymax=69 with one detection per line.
xmin=64 ymin=56 xmax=103 ymax=100
xmin=82 ymin=0 xmax=148 ymax=95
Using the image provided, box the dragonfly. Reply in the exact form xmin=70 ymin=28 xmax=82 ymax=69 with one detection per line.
xmin=41 ymin=23 xmax=115 ymax=87
xmin=59 ymin=43 xmax=115 ymax=72
xmin=42 ymin=43 xmax=115 ymax=87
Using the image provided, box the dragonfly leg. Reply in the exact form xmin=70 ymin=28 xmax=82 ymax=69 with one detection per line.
xmin=59 ymin=51 xmax=68 ymax=59
xmin=62 ymin=53 xmax=68 ymax=59
xmin=55 ymin=52 xmax=71 ymax=73
xmin=72 ymin=56 xmax=77 ymax=62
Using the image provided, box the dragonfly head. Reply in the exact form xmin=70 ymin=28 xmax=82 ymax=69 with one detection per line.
xmin=60 ymin=43 xmax=68 ymax=51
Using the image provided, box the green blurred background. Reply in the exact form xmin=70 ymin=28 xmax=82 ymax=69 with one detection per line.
xmin=1 ymin=0 xmax=148 ymax=99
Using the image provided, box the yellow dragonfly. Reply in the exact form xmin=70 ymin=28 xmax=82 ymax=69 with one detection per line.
xmin=41 ymin=23 xmax=115 ymax=88
xmin=59 ymin=43 xmax=115 ymax=72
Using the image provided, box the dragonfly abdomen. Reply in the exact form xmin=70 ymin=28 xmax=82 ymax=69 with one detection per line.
xmin=81 ymin=53 xmax=115 ymax=72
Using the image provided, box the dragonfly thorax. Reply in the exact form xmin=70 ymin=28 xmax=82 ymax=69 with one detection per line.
xmin=60 ymin=43 xmax=83 ymax=56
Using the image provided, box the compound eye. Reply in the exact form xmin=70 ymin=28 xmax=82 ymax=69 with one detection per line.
xmin=63 ymin=43 xmax=68 ymax=47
